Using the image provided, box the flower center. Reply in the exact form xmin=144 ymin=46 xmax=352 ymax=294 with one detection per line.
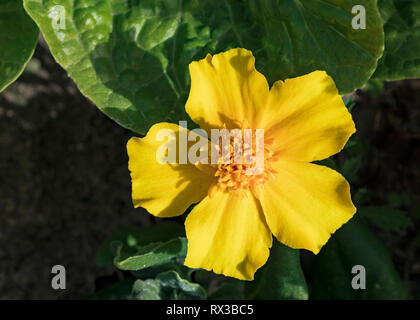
xmin=212 ymin=133 xmax=277 ymax=193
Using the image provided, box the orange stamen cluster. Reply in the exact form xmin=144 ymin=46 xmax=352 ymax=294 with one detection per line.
xmin=212 ymin=132 xmax=277 ymax=194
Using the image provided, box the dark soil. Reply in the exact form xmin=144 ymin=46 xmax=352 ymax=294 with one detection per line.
xmin=0 ymin=40 xmax=419 ymax=299
xmin=0 ymin=40 xmax=150 ymax=299
xmin=352 ymin=80 xmax=420 ymax=297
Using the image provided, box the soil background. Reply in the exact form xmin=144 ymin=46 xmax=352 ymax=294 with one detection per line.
xmin=0 ymin=40 xmax=419 ymax=299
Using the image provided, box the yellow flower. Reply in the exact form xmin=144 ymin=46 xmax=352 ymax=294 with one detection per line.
xmin=127 ymin=48 xmax=357 ymax=280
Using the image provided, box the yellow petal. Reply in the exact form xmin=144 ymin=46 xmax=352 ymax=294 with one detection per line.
xmin=127 ymin=122 xmax=215 ymax=218
xmin=259 ymin=71 xmax=356 ymax=162
xmin=184 ymin=189 xmax=272 ymax=280
xmin=186 ymin=48 xmax=269 ymax=132
xmin=257 ymin=160 xmax=356 ymax=254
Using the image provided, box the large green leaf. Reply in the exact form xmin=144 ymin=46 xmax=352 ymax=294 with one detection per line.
xmin=246 ymin=0 xmax=384 ymax=94
xmin=23 ymin=0 xmax=189 ymax=134
xmin=373 ymin=0 xmax=420 ymax=80
xmin=24 ymin=0 xmax=384 ymax=134
xmin=0 ymin=0 xmax=39 ymax=92
xmin=245 ymin=241 xmax=308 ymax=300
xmin=311 ymin=218 xmax=411 ymax=299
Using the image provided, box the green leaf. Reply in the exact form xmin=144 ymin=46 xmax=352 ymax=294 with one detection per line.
xmin=314 ymin=157 xmax=337 ymax=171
xmin=114 ymin=237 xmax=188 ymax=271
xmin=362 ymin=78 xmax=384 ymax=95
xmin=24 ymin=0 xmax=384 ymax=135
xmin=373 ymin=0 xmax=420 ymax=80
xmin=311 ymin=218 xmax=411 ymax=299
xmin=359 ymin=205 xmax=412 ymax=233
xmin=246 ymin=0 xmax=384 ymax=93
xmin=23 ymin=0 xmax=189 ymax=134
xmin=131 ymin=262 xmax=192 ymax=281
xmin=339 ymin=156 xmax=361 ymax=183
xmin=156 ymin=270 xmax=206 ymax=299
xmin=343 ymin=138 xmax=368 ymax=155
xmin=0 ymin=0 xmax=39 ymax=92
xmin=245 ymin=241 xmax=308 ymax=300
xmin=131 ymin=271 xmax=206 ymax=300
xmin=131 ymin=279 xmax=162 ymax=300
xmin=96 ymin=222 xmax=184 ymax=267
